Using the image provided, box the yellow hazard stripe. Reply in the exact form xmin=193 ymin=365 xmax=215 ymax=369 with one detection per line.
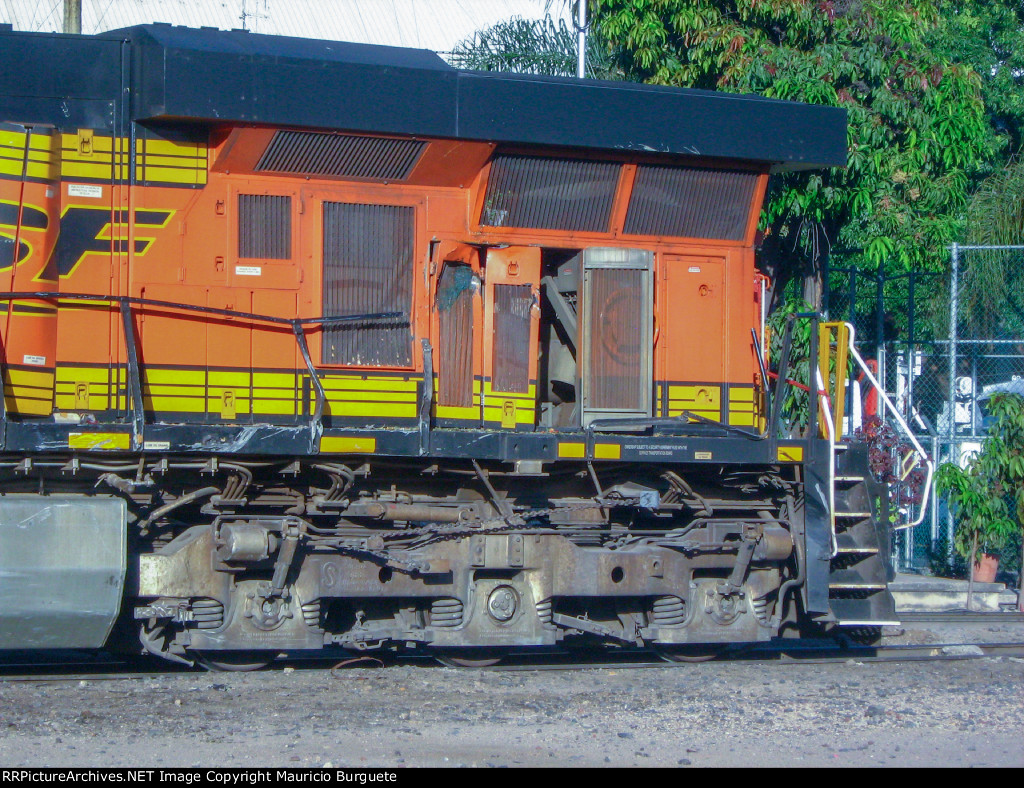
xmin=319 ymin=436 xmax=377 ymax=454
xmin=558 ymin=442 xmax=585 ymax=459
xmin=777 ymin=446 xmax=804 ymax=462
xmin=69 ymin=432 xmax=130 ymax=450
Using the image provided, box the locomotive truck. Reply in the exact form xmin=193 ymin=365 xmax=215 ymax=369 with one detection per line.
xmin=0 ymin=23 xmax=903 ymax=667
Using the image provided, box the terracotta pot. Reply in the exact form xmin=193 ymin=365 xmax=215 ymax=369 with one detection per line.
xmin=972 ymin=553 xmax=999 ymax=584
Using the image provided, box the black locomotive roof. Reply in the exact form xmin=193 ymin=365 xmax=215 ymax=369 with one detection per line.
xmin=0 ymin=23 xmax=846 ymax=171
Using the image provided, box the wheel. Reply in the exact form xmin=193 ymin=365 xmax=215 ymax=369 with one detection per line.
xmin=193 ymin=651 xmax=276 ymax=672
xmin=434 ymin=649 xmax=504 ymax=668
xmin=651 ymin=644 xmax=727 ymax=663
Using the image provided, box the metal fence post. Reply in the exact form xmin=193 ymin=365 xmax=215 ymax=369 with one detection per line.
xmin=947 ymin=242 xmax=959 ymax=559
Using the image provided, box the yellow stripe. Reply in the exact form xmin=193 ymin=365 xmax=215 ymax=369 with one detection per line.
xmin=251 ymin=401 xmax=297 ymax=415
xmin=144 ymin=369 xmax=205 ymax=384
xmin=146 ymin=384 xmax=207 ymax=397
xmin=558 ymin=442 xmax=585 ymax=459
xmin=57 ymin=367 xmax=112 ymax=384
xmin=777 ymin=446 xmax=804 ymax=462
xmin=325 ymin=391 xmax=417 ymax=403
xmin=141 ymin=139 xmax=206 ymax=157
xmin=320 ymin=377 xmax=418 ymax=392
xmin=727 ymin=413 xmax=756 ymax=426
xmin=143 ymin=396 xmax=206 ymax=413
xmin=254 ymin=372 xmax=297 ymax=387
xmin=324 ymin=402 xmax=416 ymax=418
xmin=593 ymin=443 xmax=621 ymax=460
xmin=252 ymin=388 xmax=299 ymax=401
xmin=435 ymin=405 xmax=478 ymax=420
xmin=208 ymin=371 xmax=252 ymax=386
xmin=320 ymin=436 xmax=377 ymax=454
xmin=728 ymin=387 xmax=755 ymax=403
xmin=483 ymin=407 xmax=535 ymax=424
xmin=142 ymin=166 xmax=205 ymax=185
xmin=7 ymin=369 xmax=55 ymax=388
xmin=69 ymin=432 xmax=130 ymax=450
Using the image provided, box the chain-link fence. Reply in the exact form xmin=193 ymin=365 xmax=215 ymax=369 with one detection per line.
xmin=822 ymin=245 xmax=1024 ymax=577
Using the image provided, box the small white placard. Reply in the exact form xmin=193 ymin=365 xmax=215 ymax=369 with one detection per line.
xmin=68 ymin=184 xmax=103 ymax=199
xmin=688 ymin=266 xmax=702 ymax=273
xmin=235 ymin=265 xmax=262 ymax=276
xmin=143 ymin=441 xmax=171 ymax=451
xmin=22 ymin=354 xmax=46 ymax=366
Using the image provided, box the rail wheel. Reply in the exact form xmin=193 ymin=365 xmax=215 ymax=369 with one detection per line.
xmin=193 ymin=651 xmax=276 ymax=672
xmin=434 ymin=649 xmax=505 ymax=668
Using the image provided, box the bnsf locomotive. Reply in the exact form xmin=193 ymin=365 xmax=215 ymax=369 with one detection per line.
xmin=0 ymin=24 xmax=896 ymax=667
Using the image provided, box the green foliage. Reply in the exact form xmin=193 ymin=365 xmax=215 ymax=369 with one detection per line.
xmin=591 ymin=0 xmax=995 ymax=301
xmin=965 ymin=156 xmax=1024 ymax=246
xmin=767 ymin=298 xmax=816 ymax=431
xmin=929 ymin=0 xmax=1024 ymax=156
xmin=936 ymin=393 xmax=1024 ymax=561
xmin=449 ymin=14 xmax=617 ymax=78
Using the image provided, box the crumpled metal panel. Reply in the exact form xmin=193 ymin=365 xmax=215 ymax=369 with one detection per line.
xmin=0 ymin=495 xmax=126 ymax=649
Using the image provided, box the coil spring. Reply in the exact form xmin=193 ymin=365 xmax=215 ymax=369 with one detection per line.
xmin=301 ymin=599 xmax=322 ymax=630
xmin=535 ymin=598 xmax=554 ymax=628
xmin=429 ymin=598 xmax=464 ymax=628
xmin=651 ymin=596 xmax=686 ymax=627
xmin=752 ymin=596 xmax=770 ymax=625
xmin=190 ymin=599 xmax=224 ymax=630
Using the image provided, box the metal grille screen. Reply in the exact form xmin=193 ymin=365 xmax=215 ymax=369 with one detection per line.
xmin=437 ymin=265 xmax=475 ymax=408
xmin=238 ymin=194 xmax=291 ymax=259
xmin=321 ymin=202 xmax=414 ymax=367
xmin=492 ymin=284 xmax=532 ymax=393
xmin=256 ymin=131 xmax=426 ymax=181
xmin=586 ymin=268 xmax=645 ymax=411
xmin=481 ymin=154 xmax=620 ymax=232
xmin=624 ymin=165 xmax=758 ymax=240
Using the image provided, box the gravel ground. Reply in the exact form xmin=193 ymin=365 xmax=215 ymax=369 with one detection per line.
xmin=1 ymin=627 xmax=1022 ymax=769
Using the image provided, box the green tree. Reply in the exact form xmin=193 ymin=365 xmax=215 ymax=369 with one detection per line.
xmin=591 ymin=0 xmax=995 ymax=308
xmin=448 ymin=13 xmax=617 ymax=78
xmin=936 ymin=393 xmax=1024 ymax=606
xmin=930 ymin=0 xmax=1024 ymax=156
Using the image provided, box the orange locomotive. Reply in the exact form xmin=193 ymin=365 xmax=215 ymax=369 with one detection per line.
xmin=0 ymin=25 xmax=894 ymax=666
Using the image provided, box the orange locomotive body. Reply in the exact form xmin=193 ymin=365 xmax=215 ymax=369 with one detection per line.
xmin=0 ymin=26 xmax=895 ymax=665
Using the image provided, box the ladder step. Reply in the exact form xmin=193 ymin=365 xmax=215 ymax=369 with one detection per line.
xmin=829 ymin=582 xmax=887 ymax=591
xmin=835 ymin=546 xmax=879 ymax=554
xmin=835 ymin=511 xmax=872 ymax=519
xmin=835 ymin=475 xmax=867 ymax=484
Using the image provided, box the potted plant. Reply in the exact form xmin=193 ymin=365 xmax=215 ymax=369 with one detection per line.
xmin=936 ymin=393 xmax=1024 ymax=608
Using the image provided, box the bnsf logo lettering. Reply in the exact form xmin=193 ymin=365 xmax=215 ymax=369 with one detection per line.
xmin=58 ymin=206 xmax=174 ymax=278
xmin=0 ymin=201 xmax=49 ymax=272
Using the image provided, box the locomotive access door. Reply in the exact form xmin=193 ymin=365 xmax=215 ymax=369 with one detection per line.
xmin=580 ymin=248 xmax=653 ymax=427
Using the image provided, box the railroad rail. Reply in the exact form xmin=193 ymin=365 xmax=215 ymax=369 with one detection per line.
xmin=2 ymin=639 xmax=1023 ymax=681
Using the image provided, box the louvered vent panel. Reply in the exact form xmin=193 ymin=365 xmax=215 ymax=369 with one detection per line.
xmin=586 ymin=267 xmax=644 ymax=411
xmin=321 ymin=202 xmax=413 ymax=367
xmin=481 ymin=154 xmax=619 ymax=233
xmin=437 ymin=265 xmax=475 ymax=409
xmin=492 ymin=284 xmax=532 ymax=393
xmin=624 ymin=165 xmax=758 ymax=240
xmin=257 ymin=131 xmax=427 ymax=181
xmin=238 ymin=194 xmax=291 ymax=259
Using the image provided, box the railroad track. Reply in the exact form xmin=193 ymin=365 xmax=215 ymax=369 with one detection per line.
xmin=2 ymin=640 xmax=1023 ymax=680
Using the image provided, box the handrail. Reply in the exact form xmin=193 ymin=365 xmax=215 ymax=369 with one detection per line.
xmin=815 ymin=366 xmax=838 ymax=557
xmin=0 ymin=291 xmax=403 ymax=454
xmin=844 ymin=323 xmax=934 ymax=531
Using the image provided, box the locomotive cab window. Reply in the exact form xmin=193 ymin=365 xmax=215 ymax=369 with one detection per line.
xmin=321 ymin=201 xmax=414 ymax=367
